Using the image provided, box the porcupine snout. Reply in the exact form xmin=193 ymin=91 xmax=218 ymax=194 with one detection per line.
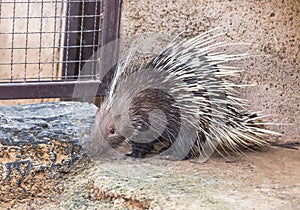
xmin=87 ymin=102 xmax=127 ymax=157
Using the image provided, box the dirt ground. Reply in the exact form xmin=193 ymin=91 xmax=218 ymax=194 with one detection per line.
xmin=3 ymin=145 xmax=299 ymax=210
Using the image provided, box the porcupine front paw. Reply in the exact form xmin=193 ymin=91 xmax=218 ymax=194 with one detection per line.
xmin=126 ymin=151 xmax=146 ymax=158
xmin=159 ymin=148 xmax=192 ymax=161
xmin=127 ymin=142 xmax=154 ymax=158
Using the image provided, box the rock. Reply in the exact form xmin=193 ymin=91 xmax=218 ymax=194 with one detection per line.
xmin=0 ymin=102 xmax=97 ymax=204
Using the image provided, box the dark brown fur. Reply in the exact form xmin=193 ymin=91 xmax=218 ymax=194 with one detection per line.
xmin=128 ymin=88 xmax=181 ymax=158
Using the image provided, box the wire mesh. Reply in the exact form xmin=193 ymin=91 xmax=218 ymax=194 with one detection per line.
xmin=0 ymin=0 xmax=102 ymax=82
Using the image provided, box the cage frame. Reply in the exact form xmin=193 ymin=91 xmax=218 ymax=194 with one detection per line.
xmin=0 ymin=0 xmax=122 ymax=100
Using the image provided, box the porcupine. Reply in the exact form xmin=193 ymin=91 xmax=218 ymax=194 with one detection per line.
xmin=87 ymin=30 xmax=278 ymax=160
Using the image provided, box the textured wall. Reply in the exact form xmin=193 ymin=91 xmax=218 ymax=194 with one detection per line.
xmin=121 ymin=0 xmax=300 ymax=143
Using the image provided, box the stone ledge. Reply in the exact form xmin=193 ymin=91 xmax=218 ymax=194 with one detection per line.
xmin=0 ymin=102 xmax=97 ymax=204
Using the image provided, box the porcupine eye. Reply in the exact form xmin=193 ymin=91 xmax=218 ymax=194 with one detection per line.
xmin=109 ymin=128 xmax=115 ymax=134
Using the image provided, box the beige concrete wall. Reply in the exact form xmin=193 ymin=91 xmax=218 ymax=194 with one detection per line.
xmin=121 ymin=0 xmax=300 ymax=143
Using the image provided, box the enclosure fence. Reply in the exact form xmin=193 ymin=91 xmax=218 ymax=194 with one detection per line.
xmin=0 ymin=0 xmax=122 ymax=99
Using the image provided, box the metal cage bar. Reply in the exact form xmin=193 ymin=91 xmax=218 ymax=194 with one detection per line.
xmin=0 ymin=0 xmax=122 ymax=100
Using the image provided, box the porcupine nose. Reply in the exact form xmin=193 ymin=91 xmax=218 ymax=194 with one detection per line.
xmin=86 ymin=126 xmax=104 ymax=157
xmin=86 ymin=138 xmax=99 ymax=157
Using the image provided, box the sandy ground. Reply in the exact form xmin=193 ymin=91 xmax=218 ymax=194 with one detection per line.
xmin=3 ymin=145 xmax=299 ymax=210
